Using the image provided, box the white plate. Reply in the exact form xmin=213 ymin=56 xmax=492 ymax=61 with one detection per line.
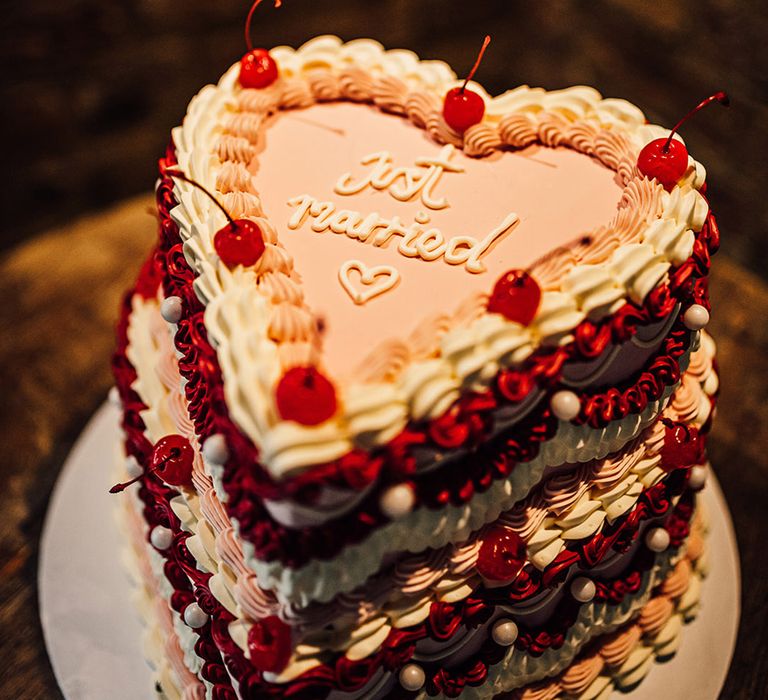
xmin=39 ymin=401 xmax=741 ymax=699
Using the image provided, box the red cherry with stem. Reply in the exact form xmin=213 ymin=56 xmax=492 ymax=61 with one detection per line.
xmin=487 ymin=270 xmax=541 ymax=325
xmin=151 ymin=435 xmax=195 ymax=485
xmin=443 ymin=35 xmax=491 ymax=133
xmin=239 ymin=0 xmax=282 ymax=89
xmin=637 ymin=91 xmax=729 ymax=190
xmin=276 ymin=366 xmax=337 ymax=426
xmin=247 ymin=616 xmax=292 ymax=673
xmin=166 ymin=169 xmax=265 ymax=269
xmin=214 ymin=220 xmax=266 ymax=268
xmin=110 ymin=435 xmax=194 ymax=493
xmin=477 ymin=527 xmax=527 ymax=582
xmin=660 ymin=419 xmax=703 ymax=470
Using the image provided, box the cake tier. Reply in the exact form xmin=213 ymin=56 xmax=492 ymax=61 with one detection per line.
xmin=148 ymin=36 xmax=717 ymax=607
xmin=150 ymin=149 xmax=714 ymax=605
xmin=113 ymin=266 xmax=716 ymax=698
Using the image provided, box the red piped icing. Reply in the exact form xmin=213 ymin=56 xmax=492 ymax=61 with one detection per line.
xmin=148 ymin=144 xmax=719 ymax=571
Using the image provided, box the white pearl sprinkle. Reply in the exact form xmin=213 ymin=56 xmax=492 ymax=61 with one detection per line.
xmin=645 ymin=527 xmax=671 ymax=553
xmin=380 ymin=483 xmax=415 ymax=520
xmin=688 ymin=465 xmax=708 ymax=491
xmin=571 ymin=577 xmax=596 ymax=603
xmin=150 ymin=526 xmax=173 ymax=550
xmin=551 ymin=390 xmax=581 ymax=421
xmin=108 ymin=386 xmax=121 ymax=407
xmin=683 ymin=304 xmax=710 ymax=331
xmin=125 ymin=455 xmax=143 ymax=479
xmin=202 ymin=434 xmax=229 ymax=466
xmin=160 ymin=296 xmax=183 ymax=324
xmin=491 ymin=619 xmax=519 ymax=646
xmin=399 ymin=663 xmax=425 ymax=691
xmin=183 ymin=603 xmax=208 ymax=629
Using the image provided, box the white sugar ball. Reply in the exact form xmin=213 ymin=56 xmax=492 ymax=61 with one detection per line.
xmin=491 ymin=619 xmax=519 ymax=646
xmin=380 ymin=483 xmax=415 ymax=520
xmin=571 ymin=577 xmax=596 ymax=603
xmin=399 ymin=663 xmax=425 ymax=691
xmin=183 ymin=603 xmax=208 ymax=629
xmin=551 ymin=390 xmax=581 ymax=421
xmin=688 ymin=465 xmax=708 ymax=491
xmin=683 ymin=304 xmax=710 ymax=331
xmin=202 ymin=434 xmax=229 ymax=466
xmin=150 ymin=526 xmax=173 ymax=550
xmin=645 ymin=527 xmax=671 ymax=553
xmin=160 ymin=296 xmax=183 ymax=324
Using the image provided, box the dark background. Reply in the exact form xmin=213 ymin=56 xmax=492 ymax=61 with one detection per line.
xmin=1 ymin=2 xmax=767 ymax=699
xmin=1 ymin=0 xmax=766 ymax=279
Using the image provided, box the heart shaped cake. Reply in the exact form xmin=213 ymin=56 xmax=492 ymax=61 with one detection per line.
xmin=113 ymin=33 xmax=720 ymax=700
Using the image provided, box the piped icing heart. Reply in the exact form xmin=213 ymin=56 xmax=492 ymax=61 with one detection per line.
xmin=338 ymin=260 xmax=401 ymax=305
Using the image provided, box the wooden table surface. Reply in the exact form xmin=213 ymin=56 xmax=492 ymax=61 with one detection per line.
xmin=1 ymin=196 xmax=766 ymax=699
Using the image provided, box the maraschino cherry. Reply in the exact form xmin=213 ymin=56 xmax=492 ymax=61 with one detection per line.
xmin=443 ymin=35 xmax=491 ymax=133
xmin=660 ymin=419 xmax=703 ymax=470
xmin=637 ymin=91 xmax=729 ymax=190
xmin=110 ymin=435 xmax=194 ymax=493
xmin=166 ymin=169 xmax=265 ymax=268
xmin=247 ymin=615 xmax=292 ymax=673
xmin=239 ymin=0 xmax=282 ymax=89
xmin=276 ymin=366 xmax=337 ymax=426
xmin=476 ymin=526 xmax=527 ymax=582
xmin=487 ymin=269 xmax=541 ymax=325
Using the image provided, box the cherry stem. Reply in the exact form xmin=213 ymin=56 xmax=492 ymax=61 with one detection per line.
xmin=461 ymin=35 xmax=491 ymax=93
xmin=109 ymin=472 xmax=145 ymax=494
xmin=165 ymin=169 xmax=236 ymax=227
xmin=245 ymin=0 xmax=282 ymax=53
xmin=662 ymin=91 xmax=729 ymax=153
xmin=109 ymin=454 xmax=170 ymax=494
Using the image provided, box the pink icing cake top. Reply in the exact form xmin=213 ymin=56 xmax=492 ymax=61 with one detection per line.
xmin=251 ymin=102 xmax=622 ymax=378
